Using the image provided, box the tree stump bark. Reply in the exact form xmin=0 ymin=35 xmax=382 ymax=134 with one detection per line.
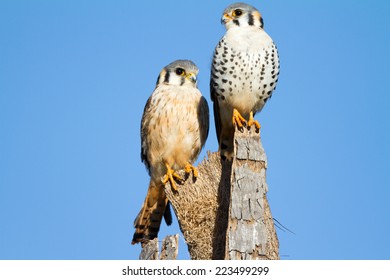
xmin=164 ymin=127 xmax=279 ymax=260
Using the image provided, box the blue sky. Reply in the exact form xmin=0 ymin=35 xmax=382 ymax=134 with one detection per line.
xmin=0 ymin=0 xmax=389 ymax=260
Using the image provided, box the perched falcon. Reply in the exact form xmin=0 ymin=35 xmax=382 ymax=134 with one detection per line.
xmin=132 ymin=60 xmax=209 ymax=245
xmin=210 ymin=3 xmax=280 ymax=159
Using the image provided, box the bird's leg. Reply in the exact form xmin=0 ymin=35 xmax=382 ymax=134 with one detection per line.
xmin=247 ymin=111 xmax=261 ymax=132
xmin=232 ymin=108 xmax=247 ymax=130
xmin=162 ymin=163 xmax=182 ymax=191
xmin=184 ymin=162 xmax=198 ymax=179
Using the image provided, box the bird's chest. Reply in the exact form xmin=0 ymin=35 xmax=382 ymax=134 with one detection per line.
xmin=212 ymin=29 xmax=279 ymax=114
xmin=150 ymin=90 xmax=200 ymax=138
xmin=146 ymin=88 xmax=202 ymax=164
xmin=212 ymin=48 xmax=270 ymax=113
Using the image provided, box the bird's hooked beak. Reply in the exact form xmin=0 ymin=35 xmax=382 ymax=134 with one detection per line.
xmin=186 ymin=72 xmax=197 ymax=84
xmin=221 ymin=13 xmax=232 ymax=24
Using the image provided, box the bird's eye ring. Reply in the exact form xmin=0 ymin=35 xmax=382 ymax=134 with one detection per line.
xmin=233 ymin=9 xmax=243 ymax=17
xmin=175 ymin=68 xmax=185 ymax=76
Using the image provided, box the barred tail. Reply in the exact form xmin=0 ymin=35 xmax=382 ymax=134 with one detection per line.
xmin=132 ymin=180 xmax=172 ymax=245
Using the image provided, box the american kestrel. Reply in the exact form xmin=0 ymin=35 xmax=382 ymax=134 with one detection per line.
xmin=132 ymin=60 xmax=209 ymax=245
xmin=210 ymin=3 xmax=280 ymax=159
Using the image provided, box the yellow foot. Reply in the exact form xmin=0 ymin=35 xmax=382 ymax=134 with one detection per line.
xmin=247 ymin=111 xmax=261 ymax=132
xmin=184 ymin=163 xmax=198 ymax=179
xmin=162 ymin=163 xmax=182 ymax=191
xmin=232 ymin=108 xmax=247 ymax=130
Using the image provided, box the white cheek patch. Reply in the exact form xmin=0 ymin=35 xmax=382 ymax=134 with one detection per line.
xmin=168 ymin=74 xmax=183 ymax=86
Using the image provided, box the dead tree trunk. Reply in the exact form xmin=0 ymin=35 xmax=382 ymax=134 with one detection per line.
xmin=164 ymin=127 xmax=279 ymax=259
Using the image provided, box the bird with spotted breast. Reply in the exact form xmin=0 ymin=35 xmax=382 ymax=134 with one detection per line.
xmin=210 ymin=2 xmax=280 ymax=159
xmin=132 ymin=60 xmax=209 ymax=245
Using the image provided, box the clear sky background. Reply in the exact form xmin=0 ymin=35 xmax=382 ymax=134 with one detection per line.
xmin=1 ymin=0 xmax=389 ymax=260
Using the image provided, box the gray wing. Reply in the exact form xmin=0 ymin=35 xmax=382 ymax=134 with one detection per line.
xmin=210 ymin=66 xmax=222 ymax=145
xmin=140 ymin=95 xmax=152 ymax=175
xmin=198 ymin=96 xmax=210 ymax=148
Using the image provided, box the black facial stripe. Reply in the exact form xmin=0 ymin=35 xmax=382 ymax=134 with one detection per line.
xmin=260 ymin=17 xmax=264 ymax=28
xmin=180 ymin=76 xmax=185 ymax=86
xmin=156 ymin=74 xmax=161 ymax=85
xmin=164 ymin=70 xmax=170 ymax=83
xmin=233 ymin=19 xmax=240 ymax=26
xmin=248 ymin=13 xmax=254 ymax=26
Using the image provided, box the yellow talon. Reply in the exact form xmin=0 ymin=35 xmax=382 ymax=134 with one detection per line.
xmin=247 ymin=111 xmax=261 ymax=132
xmin=162 ymin=163 xmax=182 ymax=191
xmin=232 ymin=108 xmax=247 ymax=129
xmin=185 ymin=163 xmax=198 ymax=178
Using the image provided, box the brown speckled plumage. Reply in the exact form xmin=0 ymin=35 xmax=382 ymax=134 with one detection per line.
xmin=132 ymin=60 xmax=209 ymax=245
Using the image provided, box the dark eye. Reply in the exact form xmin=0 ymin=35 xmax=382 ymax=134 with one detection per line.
xmin=175 ymin=68 xmax=185 ymax=76
xmin=234 ymin=9 xmax=243 ymax=17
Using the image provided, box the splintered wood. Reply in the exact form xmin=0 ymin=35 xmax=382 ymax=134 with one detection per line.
xmin=139 ymin=235 xmax=179 ymax=260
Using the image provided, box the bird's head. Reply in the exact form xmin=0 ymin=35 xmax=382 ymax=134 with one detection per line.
xmin=221 ymin=2 xmax=264 ymax=30
xmin=157 ymin=60 xmax=199 ymax=87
